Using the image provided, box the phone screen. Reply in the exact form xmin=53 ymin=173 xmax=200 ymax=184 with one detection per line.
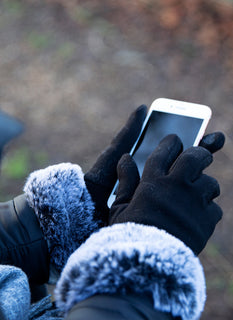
xmin=108 ymin=109 xmax=205 ymax=207
xmin=132 ymin=110 xmax=204 ymax=177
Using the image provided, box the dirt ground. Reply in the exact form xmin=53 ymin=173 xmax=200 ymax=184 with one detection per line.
xmin=0 ymin=0 xmax=233 ymax=319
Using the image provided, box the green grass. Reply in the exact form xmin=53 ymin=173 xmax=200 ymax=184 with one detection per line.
xmin=69 ymin=6 xmax=93 ymax=25
xmin=2 ymin=147 xmax=30 ymax=180
xmin=57 ymin=42 xmax=76 ymax=59
xmin=2 ymin=0 xmax=24 ymax=16
xmin=27 ymin=31 xmax=52 ymax=50
xmin=1 ymin=146 xmax=49 ymax=180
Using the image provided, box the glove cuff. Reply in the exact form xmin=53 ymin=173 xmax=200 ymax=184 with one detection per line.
xmin=55 ymin=222 xmax=206 ymax=320
xmin=24 ymin=163 xmax=99 ymax=273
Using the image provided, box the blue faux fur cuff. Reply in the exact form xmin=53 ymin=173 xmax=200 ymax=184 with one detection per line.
xmin=55 ymin=222 xmax=206 ymax=320
xmin=24 ymin=163 xmax=99 ymax=273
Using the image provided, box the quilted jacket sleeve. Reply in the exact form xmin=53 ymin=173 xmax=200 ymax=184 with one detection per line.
xmin=65 ymin=294 xmax=176 ymax=320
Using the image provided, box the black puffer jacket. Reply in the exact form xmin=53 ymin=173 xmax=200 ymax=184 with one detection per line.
xmin=65 ymin=294 xmax=177 ymax=320
xmin=0 ymin=195 xmax=49 ymax=285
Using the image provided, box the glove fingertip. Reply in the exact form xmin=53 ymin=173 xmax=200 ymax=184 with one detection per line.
xmin=135 ymin=104 xmax=147 ymax=115
xmin=113 ymin=154 xmax=140 ymax=206
xmin=126 ymin=104 xmax=147 ymax=132
xmin=117 ymin=154 xmax=139 ymax=180
xmin=199 ymin=132 xmax=225 ymax=153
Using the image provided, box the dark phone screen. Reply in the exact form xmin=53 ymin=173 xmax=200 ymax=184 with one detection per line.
xmin=132 ymin=110 xmax=203 ymax=176
xmin=110 ymin=110 xmax=204 ymax=202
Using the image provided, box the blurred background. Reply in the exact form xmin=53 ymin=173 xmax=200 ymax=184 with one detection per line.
xmin=0 ymin=0 xmax=233 ymax=318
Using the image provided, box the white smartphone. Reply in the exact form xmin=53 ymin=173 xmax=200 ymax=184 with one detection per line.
xmin=107 ymin=98 xmax=212 ymax=208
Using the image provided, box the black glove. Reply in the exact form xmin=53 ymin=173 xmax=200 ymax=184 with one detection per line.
xmin=199 ymin=131 xmax=225 ymax=153
xmin=109 ymin=133 xmax=225 ymax=255
xmin=84 ymin=105 xmax=147 ymax=225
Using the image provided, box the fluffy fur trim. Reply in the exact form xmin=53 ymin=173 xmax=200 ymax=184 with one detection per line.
xmin=55 ymin=222 xmax=206 ymax=320
xmin=24 ymin=163 xmax=99 ymax=273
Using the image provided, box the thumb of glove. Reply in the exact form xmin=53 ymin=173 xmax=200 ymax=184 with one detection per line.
xmin=199 ymin=132 xmax=225 ymax=154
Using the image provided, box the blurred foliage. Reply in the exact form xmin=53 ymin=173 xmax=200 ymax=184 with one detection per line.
xmin=27 ymin=31 xmax=53 ymax=50
xmin=204 ymin=242 xmax=233 ymax=298
xmin=228 ymin=279 xmax=233 ymax=296
xmin=57 ymin=42 xmax=76 ymax=59
xmin=2 ymin=147 xmax=30 ymax=180
xmin=2 ymin=0 xmax=25 ymax=15
xmin=207 ymin=275 xmax=226 ymax=290
xmin=45 ymin=0 xmax=233 ymax=71
xmin=205 ymin=242 xmax=221 ymax=258
xmin=68 ymin=5 xmax=93 ymax=25
xmin=1 ymin=148 xmax=49 ymax=180
xmin=33 ymin=151 xmax=49 ymax=167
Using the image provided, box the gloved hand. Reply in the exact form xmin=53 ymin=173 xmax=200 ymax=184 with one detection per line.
xmin=84 ymin=105 xmax=147 ymax=225
xmin=109 ymin=133 xmax=225 ymax=255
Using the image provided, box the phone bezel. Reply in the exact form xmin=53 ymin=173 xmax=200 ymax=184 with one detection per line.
xmin=107 ymin=98 xmax=212 ymax=207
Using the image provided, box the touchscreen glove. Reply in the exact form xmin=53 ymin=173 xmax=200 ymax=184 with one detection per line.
xmin=109 ymin=133 xmax=224 ymax=255
xmin=84 ymin=105 xmax=147 ymax=225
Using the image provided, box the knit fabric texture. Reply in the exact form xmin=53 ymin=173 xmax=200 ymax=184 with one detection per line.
xmin=55 ymin=222 xmax=206 ymax=320
xmin=24 ymin=163 xmax=99 ymax=273
xmin=29 ymin=295 xmax=63 ymax=320
xmin=0 ymin=265 xmax=30 ymax=320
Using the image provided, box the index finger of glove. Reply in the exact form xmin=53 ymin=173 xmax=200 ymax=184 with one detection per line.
xmin=113 ymin=154 xmax=140 ymax=206
xmin=142 ymin=134 xmax=183 ymax=182
xmin=170 ymin=146 xmax=213 ymax=182
xmin=85 ymin=105 xmax=147 ymax=189
xmin=199 ymin=132 xmax=225 ymax=154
